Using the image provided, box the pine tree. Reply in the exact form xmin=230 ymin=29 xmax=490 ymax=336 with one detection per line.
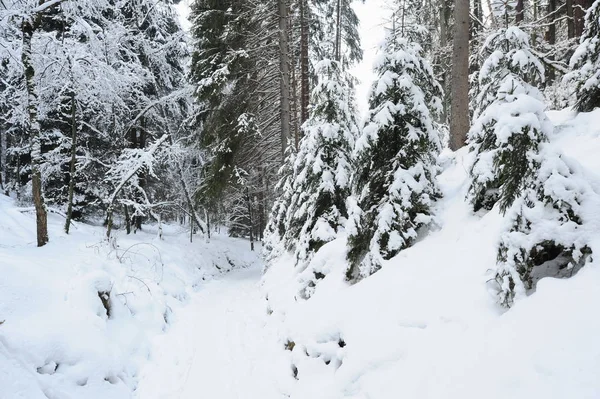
xmin=468 ymin=27 xmax=548 ymax=213
xmin=566 ymin=0 xmax=600 ymax=112
xmin=346 ymin=38 xmax=442 ymax=282
xmin=282 ymin=60 xmax=357 ymax=267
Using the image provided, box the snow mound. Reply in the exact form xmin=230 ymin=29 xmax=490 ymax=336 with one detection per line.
xmin=263 ymin=110 xmax=600 ymax=398
xmin=0 ymin=195 xmax=258 ymax=399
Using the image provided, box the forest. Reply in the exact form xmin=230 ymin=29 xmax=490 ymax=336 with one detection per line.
xmin=1 ymin=0 xmax=600 ymax=397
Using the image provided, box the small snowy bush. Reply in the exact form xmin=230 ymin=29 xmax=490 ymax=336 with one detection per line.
xmin=345 ymin=38 xmax=442 ymax=282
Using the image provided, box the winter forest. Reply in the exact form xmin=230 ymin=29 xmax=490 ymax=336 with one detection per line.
xmin=1 ymin=0 xmax=600 ymax=397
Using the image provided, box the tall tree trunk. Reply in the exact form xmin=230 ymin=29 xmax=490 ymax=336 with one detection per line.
xmin=124 ymin=205 xmax=131 ymax=234
xmin=546 ymin=0 xmax=557 ymax=82
xmin=290 ymin=22 xmax=300 ymax=151
xmin=574 ymin=0 xmax=591 ymax=38
xmin=0 ymin=126 xmax=6 ymax=194
xmin=64 ymin=92 xmax=77 ymax=234
xmin=335 ymin=0 xmax=342 ymax=61
xmin=532 ymin=0 xmax=539 ymax=44
xmin=449 ymin=0 xmax=470 ymax=151
xmin=566 ymin=0 xmax=575 ymax=38
xmin=516 ymin=0 xmax=524 ymax=24
xmin=22 ymin=16 xmax=48 ymax=247
xmin=300 ymin=0 xmax=309 ymax=126
xmin=438 ymin=0 xmax=451 ymax=123
xmin=246 ymin=187 xmax=254 ymax=251
xmin=472 ymin=0 xmax=483 ymax=35
xmin=135 ymin=117 xmax=147 ymax=231
xmin=278 ymin=0 xmax=291 ymax=161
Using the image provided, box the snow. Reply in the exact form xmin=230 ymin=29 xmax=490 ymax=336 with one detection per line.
xmin=135 ymin=266 xmax=293 ymax=399
xmin=0 ymin=194 xmax=260 ymax=399
xmin=2 ymin=111 xmax=600 ymax=398
xmin=263 ymin=109 xmax=600 ymax=398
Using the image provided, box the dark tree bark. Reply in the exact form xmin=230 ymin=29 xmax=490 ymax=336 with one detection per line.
xmin=22 ymin=15 xmax=48 ymax=247
xmin=64 ymin=92 xmax=77 ymax=234
xmin=278 ymin=0 xmax=291 ymax=161
xmin=246 ymin=187 xmax=254 ymax=251
xmin=299 ymin=0 xmax=309 ymax=126
xmin=335 ymin=0 xmax=342 ymax=61
xmin=574 ymin=0 xmax=592 ymax=38
xmin=546 ymin=0 xmax=557 ymax=82
xmin=566 ymin=0 xmax=575 ymax=38
xmin=449 ymin=0 xmax=470 ymax=151
xmin=516 ymin=0 xmax=524 ymax=24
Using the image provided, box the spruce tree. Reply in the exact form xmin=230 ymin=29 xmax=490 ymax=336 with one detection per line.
xmin=282 ymin=60 xmax=357 ymax=267
xmin=566 ymin=0 xmax=600 ymax=112
xmin=468 ymin=27 xmax=548 ymax=213
xmin=346 ymin=38 xmax=442 ymax=282
xmin=493 ymin=151 xmax=593 ymax=307
xmin=263 ymin=146 xmax=296 ymax=263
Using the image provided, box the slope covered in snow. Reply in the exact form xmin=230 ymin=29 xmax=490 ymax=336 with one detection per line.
xmin=0 ymin=195 xmax=258 ymax=399
xmin=263 ymin=109 xmax=600 ymax=399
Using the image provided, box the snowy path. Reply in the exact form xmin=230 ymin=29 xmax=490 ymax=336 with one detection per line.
xmin=135 ymin=265 xmax=291 ymax=399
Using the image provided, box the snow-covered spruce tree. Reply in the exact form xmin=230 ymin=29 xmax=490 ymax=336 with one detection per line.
xmin=281 ymin=60 xmax=356 ymax=268
xmin=468 ymin=27 xmax=547 ymax=213
xmin=493 ymin=151 xmax=594 ymax=307
xmin=263 ymin=145 xmax=296 ymax=263
xmin=566 ymin=0 xmax=600 ymax=112
xmin=345 ymin=38 xmax=442 ymax=282
xmin=469 ymin=29 xmax=594 ymax=307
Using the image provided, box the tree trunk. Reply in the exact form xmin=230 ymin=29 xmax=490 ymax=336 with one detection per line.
xmin=566 ymin=0 xmax=575 ymax=38
xmin=516 ymin=0 xmax=524 ymax=24
xmin=189 ymin=202 xmax=194 ymax=243
xmin=290 ymin=22 xmax=300 ymax=151
xmin=246 ymin=187 xmax=254 ymax=252
xmin=135 ymin=117 xmax=147 ymax=231
xmin=438 ymin=0 xmax=451 ymax=123
xmin=22 ymin=16 xmax=48 ymax=247
xmin=546 ymin=0 xmax=557 ymax=82
xmin=0 ymin=126 xmax=6 ymax=194
xmin=574 ymin=0 xmax=591 ymax=38
xmin=206 ymin=208 xmax=211 ymax=240
xmin=124 ymin=205 xmax=131 ymax=234
xmin=335 ymin=0 xmax=342 ymax=61
xmin=532 ymin=0 xmax=539 ymax=44
xmin=472 ymin=0 xmax=483 ymax=35
xmin=278 ymin=0 xmax=291 ymax=161
xmin=300 ymin=0 xmax=309 ymax=126
xmin=449 ymin=0 xmax=470 ymax=151
xmin=64 ymin=92 xmax=77 ymax=234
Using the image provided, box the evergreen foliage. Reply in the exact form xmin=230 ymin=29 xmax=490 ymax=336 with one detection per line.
xmin=493 ymin=150 xmax=593 ymax=307
xmin=345 ymin=38 xmax=442 ymax=282
xmin=282 ymin=60 xmax=357 ymax=267
xmin=566 ymin=0 xmax=600 ymax=112
xmin=468 ymin=27 xmax=548 ymax=213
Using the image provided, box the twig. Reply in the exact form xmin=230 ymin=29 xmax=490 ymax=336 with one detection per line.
xmin=127 ymin=275 xmax=152 ymax=294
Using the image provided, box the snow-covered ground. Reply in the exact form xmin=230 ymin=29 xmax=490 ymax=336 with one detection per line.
xmin=135 ymin=265 xmax=293 ymax=399
xmin=1 ymin=109 xmax=600 ymax=399
xmin=0 ymin=196 xmax=260 ymax=399
xmin=263 ymin=108 xmax=600 ymax=399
